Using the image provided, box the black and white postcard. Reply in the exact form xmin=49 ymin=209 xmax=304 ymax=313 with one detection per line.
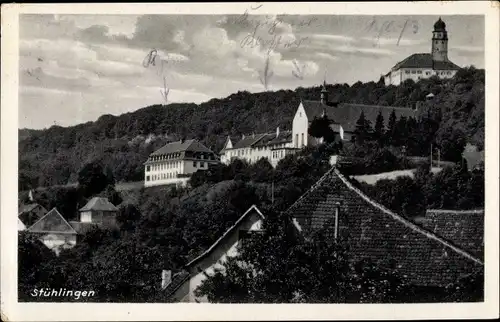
xmin=1 ymin=2 xmax=498 ymax=321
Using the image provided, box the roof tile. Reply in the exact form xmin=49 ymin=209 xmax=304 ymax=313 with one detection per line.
xmin=287 ymin=167 xmax=483 ymax=287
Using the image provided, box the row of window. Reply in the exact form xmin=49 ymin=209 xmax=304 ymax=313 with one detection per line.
xmin=150 ymin=153 xmax=181 ymax=162
xmin=405 ymin=70 xmax=453 ymax=76
xmin=146 ymin=171 xmax=179 ymax=182
xmin=272 ymin=150 xmax=286 ymax=159
xmin=147 ymin=162 xmax=180 ymax=172
xmin=193 ymin=161 xmax=205 ymax=168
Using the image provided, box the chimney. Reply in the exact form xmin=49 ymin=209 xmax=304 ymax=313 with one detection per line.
xmin=276 ymin=127 xmax=280 ymax=138
xmin=161 ymin=269 xmax=172 ymax=289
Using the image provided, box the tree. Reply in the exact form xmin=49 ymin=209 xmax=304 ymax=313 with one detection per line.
xmin=101 ymin=184 xmax=122 ymax=206
xmin=386 ymin=109 xmax=397 ymax=144
xmin=353 ymin=112 xmax=373 ymax=144
xmin=308 ymin=116 xmax=336 ymax=143
xmin=116 ymin=204 xmax=142 ymax=232
xmin=195 ymin=210 xmax=407 ymax=303
xmin=78 ymin=161 xmax=112 ymax=197
xmin=249 ymin=158 xmax=274 ymax=183
xmin=373 ymin=111 xmax=385 ymax=145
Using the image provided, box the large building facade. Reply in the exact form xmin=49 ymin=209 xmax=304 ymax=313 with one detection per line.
xmin=220 ymin=83 xmax=417 ymax=168
xmin=384 ymin=17 xmax=460 ymax=86
xmin=144 ymin=139 xmax=219 ymax=187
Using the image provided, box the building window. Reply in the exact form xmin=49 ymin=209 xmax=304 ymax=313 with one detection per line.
xmin=146 ymin=176 xmax=150 ymax=181
xmin=411 ymin=70 xmax=416 ymax=74
xmin=426 ymin=72 xmax=430 ymax=76
xmin=200 ymin=162 xmax=205 ymax=168
xmin=146 ymin=165 xmax=150 ymax=171
xmin=299 ymin=112 xmax=302 ymax=117
xmin=405 ymin=70 xmax=410 ymax=74
xmin=417 ymin=70 xmax=422 ymax=74
xmin=193 ymin=161 xmax=197 ymax=168
xmin=295 ymin=134 xmax=299 ymax=147
xmin=301 ymin=133 xmax=304 ymax=147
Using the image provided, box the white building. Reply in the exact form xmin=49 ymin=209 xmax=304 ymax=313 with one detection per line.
xmin=161 ymin=205 xmax=266 ymax=302
xmin=384 ymin=17 xmax=460 ymax=86
xmin=220 ymin=83 xmax=417 ymax=167
xmin=144 ymin=139 xmax=219 ymax=187
xmin=219 ymin=128 xmax=300 ymax=168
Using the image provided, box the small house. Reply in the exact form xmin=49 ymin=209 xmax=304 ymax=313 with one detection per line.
xmin=27 ymin=208 xmax=78 ymax=255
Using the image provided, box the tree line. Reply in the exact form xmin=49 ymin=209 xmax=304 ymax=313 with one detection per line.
xmin=19 ymin=66 xmax=484 ymax=189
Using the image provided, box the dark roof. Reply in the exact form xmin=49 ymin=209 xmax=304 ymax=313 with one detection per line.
xmin=286 ymin=167 xmax=483 ymax=287
xmin=254 ymin=131 xmax=293 ymax=147
xmin=79 ymin=197 xmax=118 ymax=212
xmin=163 ymin=270 xmax=191 ymax=300
xmin=302 ymin=100 xmax=417 ymax=132
xmin=69 ymin=221 xmax=99 ymax=234
xmin=391 ymin=53 xmax=460 ymax=71
xmin=163 ymin=205 xmax=265 ymax=298
xmin=18 ymin=203 xmax=40 ymax=214
xmin=417 ymin=209 xmax=484 ymax=260
xmin=232 ymin=133 xmax=268 ymax=149
xmin=28 ymin=208 xmax=77 ymax=235
xmin=150 ymin=139 xmax=214 ymax=156
xmin=434 ymin=17 xmax=446 ymax=31
xmin=18 ymin=203 xmax=47 ymax=227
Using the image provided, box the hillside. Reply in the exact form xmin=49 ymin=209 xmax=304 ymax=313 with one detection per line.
xmin=18 ymin=67 xmax=484 ymax=189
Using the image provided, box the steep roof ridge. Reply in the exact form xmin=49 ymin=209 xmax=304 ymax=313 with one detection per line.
xmin=286 ymin=166 xmax=338 ymax=214
xmin=426 ymin=209 xmax=484 ymax=214
xmin=334 ymin=168 xmax=483 ymax=265
xmin=185 ymin=205 xmax=265 ymax=268
xmin=27 ymin=208 xmax=78 ymax=234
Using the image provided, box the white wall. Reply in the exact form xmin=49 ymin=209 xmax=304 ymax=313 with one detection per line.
xmin=386 ymin=67 xmax=457 ymax=85
xmin=144 ymin=159 xmax=219 ymax=187
xmin=80 ymin=211 xmax=92 ymax=223
xmin=292 ymin=102 xmax=309 ymax=149
xmin=171 ymin=212 xmax=263 ymax=302
xmin=39 ymin=233 xmax=77 ymax=255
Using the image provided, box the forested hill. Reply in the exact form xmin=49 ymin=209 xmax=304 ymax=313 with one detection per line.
xmin=19 ymin=66 xmax=484 ymax=188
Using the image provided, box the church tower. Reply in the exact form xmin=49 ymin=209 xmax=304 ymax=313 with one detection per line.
xmin=431 ymin=17 xmax=448 ymax=62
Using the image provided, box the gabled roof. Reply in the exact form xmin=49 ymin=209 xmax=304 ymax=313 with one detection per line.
xmin=18 ymin=203 xmax=47 ymax=227
xmin=253 ymin=131 xmax=293 ymax=147
xmin=302 ymin=101 xmax=417 ymax=132
xmin=416 ymin=209 xmax=484 ymax=260
xmin=232 ymin=133 xmax=268 ymax=149
xmin=163 ymin=205 xmax=265 ymax=298
xmin=150 ymin=139 xmax=214 ymax=156
xmin=391 ymin=53 xmax=460 ymax=71
xmin=28 ymin=208 xmax=77 ymax=235
xmin=79 ymin=197 xmax=118 ymax=212
xmin=18 ymin=203 xmax=41 ymax=214
xmin=286 ymin=167 xmax=483 ymax=287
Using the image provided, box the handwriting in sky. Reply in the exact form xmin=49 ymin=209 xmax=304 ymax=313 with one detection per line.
xmin=160 ymin=77 xmax=170 ymax=105
xmin=259 ymin=55 xmax=273 ymax=90
xmin=292 ymin=60 xmax=306 ymax=80
xmin=143 ymin=49 xmax=171 ymax=104
xmin=366 ymin=17 xmax=419 ymax=46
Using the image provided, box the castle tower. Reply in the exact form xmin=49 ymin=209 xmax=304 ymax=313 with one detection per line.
xmin=431 ymin=17 xmax=448 ymax=62
xmin=320 ymin=80 xmax=328 ymax=105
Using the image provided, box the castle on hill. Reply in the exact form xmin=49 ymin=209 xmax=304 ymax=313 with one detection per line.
xmin=384 ymin=17 xmax=461 ymax=86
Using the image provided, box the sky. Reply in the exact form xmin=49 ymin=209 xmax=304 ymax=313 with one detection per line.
xmin=19 ymin=14 xmax=484 ymax=129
